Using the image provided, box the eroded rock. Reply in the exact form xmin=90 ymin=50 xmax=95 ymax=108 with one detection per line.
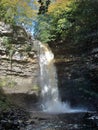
xmin=0 ymin=22 xmax=40 ymax=109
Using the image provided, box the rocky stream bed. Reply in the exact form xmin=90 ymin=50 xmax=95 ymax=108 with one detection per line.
xmin=0 ymin=107 xmax=98 ymax=130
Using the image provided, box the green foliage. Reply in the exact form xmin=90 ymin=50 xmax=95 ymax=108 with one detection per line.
xmin=3 ymin=36 xmax=11 ymax=49
xmin=32 ymin=85 xmax=40 ymax=91
xmin=0 ymin=88 xmax=11 ymax=111
xmin=25 ymin=45 xmax=32 ymax=52
xmin=35 ymin=0 xmax=98 ymax=50
xmin=34 ymin=15 xmax=53 ymax=43
xmin=0 ymin=0 xmax=38 ymax=26
xmin=2 ymin=36 xmax=16 ymax=70
xmin=0 ymin=77 xmax=16 ymax=88
xmin=65 ymin=0 xmax=98 ymax=45
xmin=2 ymin=36 xmax=15 ymax=56
xmin=0 ymin=99 xmax=10 ymax=111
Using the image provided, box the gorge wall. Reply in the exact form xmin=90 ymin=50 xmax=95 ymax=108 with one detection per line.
xmin=49 ymin=41 xmax=98 ymax=111
xmin=0 ymin=22 xmax=40 ymax=109
xmin=0 ymin=21 xmax=98 ymax=112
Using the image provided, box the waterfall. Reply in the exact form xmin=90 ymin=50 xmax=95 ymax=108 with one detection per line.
xmin=38 ymin=42 xmax=86 ymax=113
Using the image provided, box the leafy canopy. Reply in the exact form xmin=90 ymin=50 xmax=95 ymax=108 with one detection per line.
xmin=0 ymin=0 xmax=38 ymax=26
xmin=35 ymin=0 xmax=98 ymax=50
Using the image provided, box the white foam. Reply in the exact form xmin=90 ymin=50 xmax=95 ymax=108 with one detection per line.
xmin=39 ymin=42 xmax=87 ymax=114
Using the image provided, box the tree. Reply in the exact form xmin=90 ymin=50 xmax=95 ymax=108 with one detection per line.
xmin=0 ymin=0 xmax=38 ymax=27
xmin=35 ymin=0 xmax=70 ymax=42
xmin=34 ymin=15 xmax=52 ymax=42
xmin=35 ymin=0 xmax=98 ymax=51
xmin=38 ymin=0 xmax=51 ymax=14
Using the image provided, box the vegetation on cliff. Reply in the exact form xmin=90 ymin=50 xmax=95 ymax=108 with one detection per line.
xmin=0 ymin=0 xmax=38 ymax=28
xmin=0 ymin=0 xmax=40 ymax=110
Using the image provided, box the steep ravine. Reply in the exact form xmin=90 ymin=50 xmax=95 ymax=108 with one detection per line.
xmin=0 ymin=22 xmax=98 ymax=130
xmin=1 ymin=21 xmax=98 ymax=112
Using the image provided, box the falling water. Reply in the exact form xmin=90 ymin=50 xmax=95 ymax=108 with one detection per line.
xmin=39 ymin=42 xmax=86 ymax=113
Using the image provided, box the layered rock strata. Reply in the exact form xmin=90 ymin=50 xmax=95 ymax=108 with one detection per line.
xmin=0 ymin=22 xmax=40 ymax=109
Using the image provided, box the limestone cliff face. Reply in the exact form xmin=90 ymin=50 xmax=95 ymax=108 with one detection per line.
xmin=0 ymin=22 xmax=40 ymax=109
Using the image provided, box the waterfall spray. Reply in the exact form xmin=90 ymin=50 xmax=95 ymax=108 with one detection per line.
xmin=38 ymin=41 xmax=86 ymax=113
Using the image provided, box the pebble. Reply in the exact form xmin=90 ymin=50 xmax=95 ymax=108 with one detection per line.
xmin=0 ymin=108 xmax=30 ymax=130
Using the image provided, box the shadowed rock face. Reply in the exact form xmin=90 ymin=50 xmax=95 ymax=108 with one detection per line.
xmin=0 ymin=22 xmax=40 ymax=109
xmin=49 ymin=41 xmax=98 ymax=111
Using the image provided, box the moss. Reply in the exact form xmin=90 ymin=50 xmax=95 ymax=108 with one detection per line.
xmin=0 ymin=89 xmax=10 ymax=111
xmin=0 ymin=98 xmax=10 ymax=111
xmin=0 ymin=77 xmax=16 ymax=88
xmin=31 ymin=85 xmax=40 ymax=92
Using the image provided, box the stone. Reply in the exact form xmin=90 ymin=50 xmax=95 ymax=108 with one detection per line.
xmin=0 ymin=22 xmax=40 ymax=110
xmin=49 ymin=39 xmax=98 ymax=110
xmin=92 ymin=48 xmax=98 ymax=54
xmin=0 ymin=22 xmax=13 ymax=36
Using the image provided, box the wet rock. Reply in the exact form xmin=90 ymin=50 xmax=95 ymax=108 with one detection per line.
xmin=82 ymin=112 xmax=98 ymax=128
xmin=49 ymin=40 xmax=98 ymax=110
xmin=0 ymin=107 xmax=30 ymax=130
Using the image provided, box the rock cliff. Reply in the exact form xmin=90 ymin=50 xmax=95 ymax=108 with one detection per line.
xmin=0 ymin=22 xmax=40 ymax=109
xmin=49 ymin=40 xmax=98 ymax=111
